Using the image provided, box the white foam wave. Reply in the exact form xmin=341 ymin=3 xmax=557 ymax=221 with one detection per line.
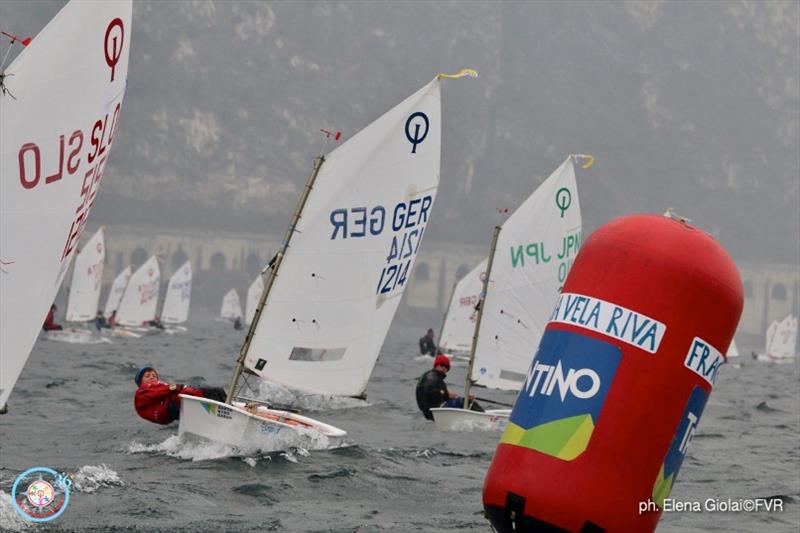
xmin=0 ymin=491 xmax=29 ymax=531
xmin=128 ymin=435 xmax=239 ymax=461
xmin=127 ymin=432 xmax=335 ymax=462
xmin=446 ymin=418 xmax=505 ymax=432
xmin=281 ymin=446 xmax=310 ymax=463
xmin=71 ymin=464 xmax=124 ymax=493
xmin=40 ymin=328 xmax=112 ymax=344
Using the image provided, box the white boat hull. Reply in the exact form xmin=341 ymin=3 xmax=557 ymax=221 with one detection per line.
xmin=430 ymin=407 xmax=511 ymax=431
xmin=178 ymin=395 xmax=347 ymax=452
xmin=41 ymin=327 xmax=112 ymax=344
xmin=755 ymin=353 xmax=796 ymax=364
xmin=111 ymin=327 xmax=143 ymax=338
xmin=111 ymin=325 xmax=164 ymax=338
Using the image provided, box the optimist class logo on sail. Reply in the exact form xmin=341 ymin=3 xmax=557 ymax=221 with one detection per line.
xmin=104 ymin=18 xmax=124 ymax=81
xmin=326 ymin=111 xmax=434 ymax=296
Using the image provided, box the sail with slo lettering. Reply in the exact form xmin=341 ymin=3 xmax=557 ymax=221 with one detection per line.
xmin=471 ymin=157 xmax=582 ymax=391
xmin=65 ymin=228 xmax=105 ymax=322
xmin=0 ymin=0 xmax=132 ymax=411
xmin=161 ymin=261 xmax=191 ymax=324
xmin=116 ymin=256 xmax=160 ymax=327
xmin=241 ymin=77 xmax=443 ymax=397
xmin=220 ymin=289 xmax=242 ymax=320
xmin=439 ymin=259 xmax=486 ymax=354
xmin=105 ymin=265 xmax=132 ymax=316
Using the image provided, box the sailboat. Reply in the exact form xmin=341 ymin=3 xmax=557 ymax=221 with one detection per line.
xmin=105 ymin=265 xmax=132 ymax=316
xmin=438 ymin=260 xmax=486 ymax=356
xmin=0 ymin=0 xmax=132 ymax=412
xmin=431 ymin=155 xmax=588 ymax=431
xmin=65 ymin=227 xmax=105 ymax=322
xmin=727 ymin=338 xmax=739 ymax=357
xmin=161 ymin=260 xmax=192 ymax=332
xmin=245 ymin=274 xmax=264 ymax=325
xmin=114 ymin=255 xmax=160 ymax=337
xmin=179 ymin=70 xmax=475 ymax=450
xmin=219 ymin=289 xmax=243 ymax=322
xmin=42 ymin=228 xmax=111 ymax=344
xmin=755 ymin=314 xmax=797 ymax=362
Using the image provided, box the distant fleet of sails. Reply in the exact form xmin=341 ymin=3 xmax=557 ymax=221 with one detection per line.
xmin=65 ymin=227 xmax=192 ymax=328
xmin=219 ymin=274 xmax=263 ymax=324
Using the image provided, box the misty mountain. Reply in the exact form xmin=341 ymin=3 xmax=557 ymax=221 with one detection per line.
xmin=2 ymin=0 xmax=798 ymax=262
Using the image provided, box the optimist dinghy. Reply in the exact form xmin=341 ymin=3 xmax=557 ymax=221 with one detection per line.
xmin=114 ymin=255 xmax=161 ymax=337
xmin=438 ymin=261 xmax=486 ymax=359
xmin=65 ymin=228 xmax=106 ymax=323
xmin=755 ymin=314 xmax=797 ymax=362
xmin=161 ymin=260 xmax=191 ymax=333
xmin=179 ymin=70 xmax=476 ymax=450
xmin=431 ymin=156 xmax=589 ymax=431
xmin=105 ymin=265 xmax=132 ymax=316
xmin=218 ymin=288 xmax=243 ymax=323
xmin=43 ymin=228 xmax=112 ymax=344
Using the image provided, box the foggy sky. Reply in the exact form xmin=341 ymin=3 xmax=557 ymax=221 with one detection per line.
xmin=1 ymin=0 xmax=798 ymax=264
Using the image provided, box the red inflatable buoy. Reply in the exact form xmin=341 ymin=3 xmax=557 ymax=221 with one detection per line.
xmin=483 ymin=214 xmax=743 ymax=533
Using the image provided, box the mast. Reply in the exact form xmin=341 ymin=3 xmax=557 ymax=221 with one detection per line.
xmin=463 ymin=224 xmax=502 ymax=409
xmin=225 ymin=155 xmax=326 ymax=403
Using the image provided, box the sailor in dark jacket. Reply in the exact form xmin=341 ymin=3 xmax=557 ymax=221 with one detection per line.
xmin=415 ymin=354 xmax=482 ymax=420
xmin=419 ymin=328 xmax=437 ymax=356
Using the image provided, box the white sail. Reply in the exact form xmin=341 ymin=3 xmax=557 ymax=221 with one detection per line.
xmin=220 ymin=289 xmax=242 ymax=320
xmin=245 ymin=275 xmax=264 ymax=325
xmin=764 ymin=319 xmax=779 ymax=355
xmin=0 ymin=0 xmax=132 ymax=410
xmin=243 ymin=77 xmax=442 ymax=397
xmin=105 ymin=265 xmax=132 ymax=316
xmin=162 ymin=261 xmax=192 ymax=324
xmin=767 ymin=315 xmax=798 ymax=359
xmin=116 ymin=256 xmax=160 ymax=327
xmin=65 ymin=228 xmax=105 ymax=322
xmin=439 ymin=259 xmax=486 ymax=353
xmin=471 ymin=157 xmax=582 ymax=390
xmin=727 ymin=338 xmax=739 ymax=358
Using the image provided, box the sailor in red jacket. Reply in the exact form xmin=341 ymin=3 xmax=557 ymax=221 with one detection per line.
xmin=133 ymin=366 xmax=226 ymax=425
xmin=43 ymin=304 xmax=63 ymax=331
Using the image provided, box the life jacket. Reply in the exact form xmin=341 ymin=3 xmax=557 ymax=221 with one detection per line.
xmin=415 ymin=369 xmax=448 ymax=420
xmin=43 ymin=308 xmax=62 ymax=331
xmin=134 ymin=381 xmax=205 ymax=425
xmin=419 ymin=336 xmax=437 ymax=356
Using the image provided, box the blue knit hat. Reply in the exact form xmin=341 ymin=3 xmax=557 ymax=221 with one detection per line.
xmin=134 ymin=366 xmax=155 ymax=386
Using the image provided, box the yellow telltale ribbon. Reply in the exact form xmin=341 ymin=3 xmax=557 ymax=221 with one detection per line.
xmin=437 ymin=68 xmax=478 ymax=80
xmin=572 ymin=154 xmax=595 ymax=169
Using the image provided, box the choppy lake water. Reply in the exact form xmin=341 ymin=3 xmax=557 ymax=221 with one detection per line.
xmin=1 ymin=314 xmax=798 ymax=532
